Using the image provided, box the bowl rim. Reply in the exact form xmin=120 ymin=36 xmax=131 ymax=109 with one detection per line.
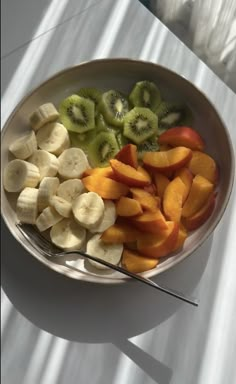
xmin=1 ymin=57 xmax=235 ymax=285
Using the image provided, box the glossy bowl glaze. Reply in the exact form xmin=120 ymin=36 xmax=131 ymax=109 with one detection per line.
xmin=1 ymin=58 xmax=235 ymax=284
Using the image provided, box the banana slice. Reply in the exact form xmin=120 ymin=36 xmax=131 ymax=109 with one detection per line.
xmin=36 ymin=122 xmax=70 ymax=155
xmin=9 ymin=130 xmax=37 ymax=160
xmin=28 ymin=149 xmax=59 ymax=180
xmin=36 ymin=206 xmax=63 ymax=232
xmin=3 ymin=159 xmax=40 ymax=192
xmin=86 ymin=234 xmax=123 ymax=270
xmin=90 ymin=200 xmax=116 ymax=233
xmin=50 ymin=195 xmax=72 ymax=218
xmin=16 ymin=187 xmax=39 ymax=224
xmin=58 ymin=148 xmax=90 ymax=179
xmin=38 ymin=177 xmax=60 ymax=212
xmin=72 ymin=192 xmax=104 ymax=230
xmin=29 ymin=103 xmax=59 ymax=131
xmin=50 ymin=218 xmax=86 ymax=250
xmin=57 ymin=179 xmax=85 ymax=202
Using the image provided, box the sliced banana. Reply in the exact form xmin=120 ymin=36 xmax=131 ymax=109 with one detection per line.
xmin=28 ymin=149 xmax=59 ymax=180
xmin=3 ymin=159 xmax=40 ymax=192
xmin=50 ymin=218 xmax=86 ymax=251
xmin=38 ymin=176 xmax=60 ymax=212
xmin=57 ymin=179 xmax=85 ymax=202
xmin=16 ymin=187 xmax=39 ymax=224
xmin=86 ymin=234 xmax=123 ymax=270
xmin=36 ymin=122 xmax=70 ymax=155
xmin=9 ymin=130 xmax=37 ymax=160
xmin=58 ymin=147 xmax=90 ymax=179
xmin=72 ymin=192 xmax=104 ymax=230
xmin=36 ymin=206 xmax=63 ymax=232
xmin=90 ymin=200 xmax=116 ymax=233
xmin=50 ymin=195 xmax=72 ymax=218
xmin=29 ymin=103 xmax=59 ymax=131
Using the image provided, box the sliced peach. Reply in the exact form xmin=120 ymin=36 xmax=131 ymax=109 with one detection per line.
xmin=154 ymin=172 xmax=170 ymax=199
xmin=130 ymin=188 xmax=159 ymax=212
xmin=143 ymin=146 xmax=192 ymax=172
xmin=188 ymin=151 xmax=219 ymax=184
xmin=116 ymin=196 xmax=143 ymax=217
xmin=131 ymin=209 xmax=168 ymax=233
xmin=158 ymin=126 xmax=205 ymax=151
xmin=115 ymin=143 xmax=138 ymax=169
xmin=121 ymin=248 xmax=158 ymax=273
xmin=182 ymin=193 xmax=216 ymax=230
xmin=83 ymin=166 xmax=114 ymax=178
xmin=174 ymin=167 xmax=193 ymax=202
xmin=163 ymin=176 xmax=186 ymax=222
xmin=137 ymin=221 xmax=179 ymax=258
xmin=181 ymin=174 xmax=214 ymax=218
xmin=101 ymin=222 xmax=142 ymax=243
xmin=82 ymin=175 xmax=129 ymax=200
xmin=143 ymin=183 xmax=157 ymax=195
xmin=110 ymin=159 xmax=151 ymax=187
xmin=172 ymin=224 xmax=188 ymax=252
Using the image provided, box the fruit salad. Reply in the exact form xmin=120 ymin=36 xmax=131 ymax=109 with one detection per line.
xmin=3 ymin=80 xmax=219 ymax=274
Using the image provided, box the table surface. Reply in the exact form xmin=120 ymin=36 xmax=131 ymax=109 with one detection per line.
xmin=1 ymin=1 xmax=236 ymax=383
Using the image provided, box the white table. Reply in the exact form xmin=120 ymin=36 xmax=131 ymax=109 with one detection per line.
xmin=1 ymin=1 xmax=236 ymax=383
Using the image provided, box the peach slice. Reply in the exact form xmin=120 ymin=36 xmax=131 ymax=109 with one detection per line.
xmin=130 ymin=188 xmax=159 ymax=212
xmin=154 ymin=172 xmax=170 ymax=199
xmin=137 ymin=221 xmax=179 ymax=258
xmin=188 ymin=151 xmax=219 ymax=184
xmin=131 ymin=209 xmax=168 ymax=233
xmin=116 ymin=196 xmax=143 ymax=217
xmin=163 ymin=176 xmax=186 ymax=222
xmin=101 ymin=222 xmax=142 ymax=243
xmin=172 ymin=224 xmax=188 ymax=252
xmin=83 ymin=166 xmax=114 ymax=178
xmin=137 ymin=166 xmax=152 ymax=183
xmin=181 ymin=174 xmax=214 ymax=218
xmin=158 ymin=126 xmax=205 ymax=151
xmin=182 ymin=193 xmax=216 ymax=230
xmin=174 ymin=167 xmax=193 ymax=202
xmin=82 ymin=175 xmax=129 ymax=200
xmin=115 ymin=143 xmax=138 ymax=169
xmin=143 ymin=183 xmax=157 ymax=195
xmin=143 ymin=146 xmax=192 ymax=172
xmin=110 ymin=159 xmax=151 ymax=187
xmin=121 ymin=248 xmax=158 ymax=273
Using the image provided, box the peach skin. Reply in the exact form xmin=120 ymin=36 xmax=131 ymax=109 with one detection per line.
xmin=158 ymin=126 xmax=205 ymax=151
xmin=143 ymin=146 xmax=192 ymax=173
xmin=110 ymin=159 xmax=151 ymax=187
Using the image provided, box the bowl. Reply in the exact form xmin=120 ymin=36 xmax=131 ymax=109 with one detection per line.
xmin=1 ymin=58 xmax=235 ymax=284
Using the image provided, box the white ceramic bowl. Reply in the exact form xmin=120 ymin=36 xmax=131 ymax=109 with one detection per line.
xmin=1 ymin=58 xmax=235 ymax=284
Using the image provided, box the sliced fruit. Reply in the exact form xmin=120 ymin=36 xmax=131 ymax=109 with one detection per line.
xmin=82 ymin=175 xmax=129 ymax=200
xmin=99 ymin=90 xmax=129 ymax=127
xmin=69 ymin=130 xmax=97 ymax=153
xmin=3 ymin=159 xmax=40 ymax=192
xmin=116 ymin=196 xmax=143 ymax=217
xmin=83 ymin=166 xmax=114 ymax=178
xmin=137 ymin=221 xmax=179 ymax=258
xmin=72 ymin=192 xmax=104 ymax=230
xmin=121 ymin=248 xmax=158 ymax=273
xmin=28 ymin=149 xmax=59 ymax=180
xmin=50 ymin=195 xmax=72 ymax=218
xmin=136 ymin=136 xmax=159 ymax=160
xmin=131 ymin=209 xmax=168 ymax=233
xmin=182 ymin=193 xmax=216 ymax=230
xmin=143 ymin=146 xmax=192 ymax=172
xmin=9 ymin=130 xmax=37 ymax=160
xmin=174 ymin=167 xmax=193 ymax=202
xmin=188 ymin=151 xmax=219 ymax=184
xmin=115 ymin=143 xmax=138 ymax=169
xmin=172 ymin=223 xmax=188 ymax=252
xmin=57 ymin=179 xmax=85 ymax=202
xmin=58 ymin=147 xmax=90 ymax=179
xmin=123 ymin=107 xmax=158 ymax=144
xmin=90 ymin=200 xmax=116 ymax=233
xmin=77 ymin=87 xmax=102 ymax=113
xmin=154 ymin=172 xmax=170 ymax=199
xmin=86 ymin=234 xmax=123 ymax=270
xmin=50 ymin=218 xmax=86 ymax=251
xmin=16 ymin=187 xmax=39 ymax=224
xmin=156 ymin=102 xmax=193 ymax=130
xmin=88 ymin=131 xmax=119 ymax=168
xmin=129 ymin=81 xmax=161 ymax=111
xmin=163 ymin=176 xmax=186 ymax=222
xmin=29 ymin=103 xmax=59 ymax=131
xmin=158 ymin=126 xmax=205 ymax=151
xmin=59 ymin=94 xmax=95 ymax=133
xmin=36 ymin=122 xmax=70 ymax=155
xmin=130 ymin=188 xmax=158 ymax=212
xmin=37 ymin=176 xmax=60 ymax=212
xmin=110 ymin=159 xmax=151 ymax=187
xmin=137 ymin=165 xmax=152 ymax=183
xmin=36 ymin=206 xmax=63 ymax=232
xmin=101 ymin=222 xmax=142 ymax=243
xmin=181 ymin=175 xmax=214 ymax=218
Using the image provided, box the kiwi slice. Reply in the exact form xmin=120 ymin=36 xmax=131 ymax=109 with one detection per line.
xmin=123 ymin=107 xmax=158 ymax=145
xmin=136 ymin=137 xmax=159 ymax=160
xmin=116 ymin=132 xmax=129 ymax=149
xmin=77 ymin=88 xmax=102 ymax=114
xmin=129 ymin=81 xmax=161 ymax=112
xmin=99 ymin=90 xmax=129 ymax=127
xmin=69 ymin=130 xmax=97 ymax=153
xmin=88 ymin=131 xmax=119 ymax=167
xmin=59 ymin=94 xmax=95 ymax=133
xmin=156 ymin=101 xmax=193 ymax=132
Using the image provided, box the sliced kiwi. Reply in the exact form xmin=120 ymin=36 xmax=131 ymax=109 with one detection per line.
xmin=99 ymin=90 xmax=129 ymax=127
xmin=136 ymin=137 xmax=159 ymax=160
xmin=77 ymin=88 xmax=102 ymax=114
xmin=88 ymin=131 xmax=120 ymax=167
xmin=116 ymin=132 xmax=129 ymax=149
xmin=156 ymin=101 xmax=193 ymax=132
xmin=95 ymin=113 xmax=119 ymax=134
xmin=129 ymin=81 xmax=161 ymax=112
xmin=123 ymin=107 xmax=158 ymax=145
xmin=69 ymin=130 xmax=97 ymax=153
xmin=59 ymin=94 xmax=95 ymax=133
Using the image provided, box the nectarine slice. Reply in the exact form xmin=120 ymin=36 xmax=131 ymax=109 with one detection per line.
xmin=143 ymin=146 xmax=192 ymax=172
xmin=154 ymin=172 xmax=170 ymax=199
xmin=158 ymin=126 xmax=205 ymax=151
xmin=172 ymin=224 xmax=188 ymax=252
xmin=132 ymin=209 xmax=168 ymax=233
xmin=182 ymin=193 xmax=216 ymax=230
xmin=101 ymin=223 xmax=142 ymax=243
xmin=82 ymin=175 xmax=129 ymax=200
xmin=116 ymin=196 xmax=143 ymax=217
xmin=174 ymin=167 xmax=193 ymax=202
xmin=188 ymin=151 xmax=219 ymax=184
xmin=137 ymin=221 xmax=179 ymax=258
xmin=130 ymin=188 xmax=159 ymax=212
xmin=163 ymin=176 xmax=186 ymax=222
xmin=121 ymin=249 xmax=158 ymax=273
xmin=181 ymin=174 xmax=214 ymax=218
xmin=83 ymin=166 xmax=114 ymax=178
xmin=115 ymin=144 xmax=138 ymax=169
xmin=110 ymin=159 xmax=151 ymax=187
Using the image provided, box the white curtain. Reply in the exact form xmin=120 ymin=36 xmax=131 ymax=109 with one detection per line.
xmin=150 ymin=0 xmax=236 ymax=92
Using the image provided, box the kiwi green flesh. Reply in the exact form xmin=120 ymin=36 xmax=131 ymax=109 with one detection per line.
xmin=156 ymin=102 xmax=193 ymax=130
xmin=129 ymin=81 xmax=161 ymax=112
xmin=69 ymin=130 xmax=97 ymax=154
xmin=123 ymin=107 xmax=158 ymax=145
xmin=59 ymin=95 xmax=95 ymax=133
xmin=136 ymin=137 xmax=159 ymax=160
xmin=100 ymin=90 xmax=129 ymax=127
xmin=88 ymin=131 xmax=119 ymax=167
